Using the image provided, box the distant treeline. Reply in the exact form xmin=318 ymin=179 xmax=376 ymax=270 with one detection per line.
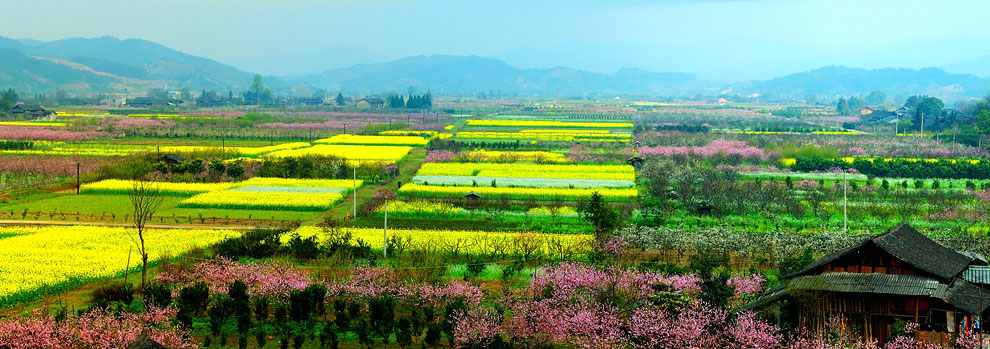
xmin=0 ymin=140 xmax=33 ymax=150
xmin=794 ymin=155 xmax=990 ymax=179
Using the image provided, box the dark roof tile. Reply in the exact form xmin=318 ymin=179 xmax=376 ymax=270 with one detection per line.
xmin=787 ymin=223 xmax=972 ymax=280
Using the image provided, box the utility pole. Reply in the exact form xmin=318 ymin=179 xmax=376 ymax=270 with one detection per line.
xmin=920 ymin=111 xmax=924 ymax=138
xmin=76 ymin=162 xmax=80 ymax=194
xmin=352 ymin=167 xmax=357 ymax=219
xmin=383 ymin=198 xmax=388 ymax=259
xmin=843 ymin=170 xmax=848 ymax=233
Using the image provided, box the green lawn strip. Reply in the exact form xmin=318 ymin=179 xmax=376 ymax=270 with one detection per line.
xmin=444 ymin=264 xmax=538 ymax=282
xmin=642 ymin=210 xmax=990 ymax=234
xmin=352 ymin=212 xmax=592 ymax=235
xmin=0 ymin=194 xmax=318 ymax=222
xmin=741 ymin=172 xmax=989 ymax=189
xmin=348 ymin=216 xmax=591 ymax=235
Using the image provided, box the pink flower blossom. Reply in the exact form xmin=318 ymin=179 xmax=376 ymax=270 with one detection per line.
xmin=0 ymin=308 xmax=192 ymax=348
xmin=155 ymin=257 xmax=311 ymax=300
xmin=0 ymin=126 xmax=111 ymax=141
xmin=638 ymin=140 xmax=765 ymax=160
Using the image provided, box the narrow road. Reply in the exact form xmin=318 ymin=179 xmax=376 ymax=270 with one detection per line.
xmin=309 ymin=147 xmax=428 ymax=224
xmin=0 ymin=219 xmax=258 ymax=230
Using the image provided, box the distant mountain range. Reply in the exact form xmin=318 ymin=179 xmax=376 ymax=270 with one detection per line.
xmin=303 ymin=55 xmax=702 ymax=96
xmin=944 ymin=55 xmax=990 ymax=78
xmin=727 ymin=66 xmax=990 ymax=100
xmin=0 ymin=35 xmax=988 ymax=100
xmin=0 ymin=36 xmax=252 ymax=93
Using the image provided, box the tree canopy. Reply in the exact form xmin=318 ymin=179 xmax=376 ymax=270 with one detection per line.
xmin=244 ymin=74 xmax=272 ymax=105
xmin=0 ymin=89 xmax=18 ymax=113
xmin=866 ymin=90 xmax=887 ymax=105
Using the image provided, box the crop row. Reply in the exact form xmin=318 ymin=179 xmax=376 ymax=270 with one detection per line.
xmin=375 ymin=200 xmax=579 ymax=216
xmin=417 ymin=162 xmax=635 ymax=180
xmin=378 ymin=130 xmax=453 ymax=139
xmin=82 ymin=177 xmax=361 ymax=197
xmin=289 ymin=226 xmax=594 ymax=255
xmin=314 ymin=134 xmax=430 ymax=147
xmin=236 ymin=177 xmax=362 ymax=189
xmin=81 ymin=179 xmax=235 ymax=196
xmin=178 ymin=191 xmax=343 ymax=211
xmin=463 ymin=150 xmax=568 ymax=163
xmin=465 ymin=120 xmax=633 ymax=128
xmin=266 ymin=144 xmax=412 ymax=163
xmin=780 ymin=157 xmax=983 ymax=167
xmin=455 ymin=131 xmax=631 ymax=142
xmin=0 ymin=122 xmax=68 ymax=127
xmin=0 ymin=142 xmax=313 ymax=158
xmin=229 ymin=185 xmax=350 ymax=194
xmin=397 ymin=183 xmax=637 ymax=202
xmin=412 ymin=175 xmax=635 ymax=188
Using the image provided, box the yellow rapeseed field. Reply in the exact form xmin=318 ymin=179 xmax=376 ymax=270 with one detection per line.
xmin=81 ymin=179 xmax=235 ymax=196
xmin=266 ymin=144 xmax=412 ymax=163
xmin=780 ymin=157 xmax=982 ymax=167
xmin=465 ymin=120 xmax=633 ymax=128
xmin=314 ymin=134 xmax=430 ymax=146
xmin=455 ymin=131 xmax=631 ymax=142
xmin=0 ymin=121 xmax=68 ymax=127
xmin=288 ymin=226 xmax=594 ymax=255
xmin=0 ymin=226 xmax=239 ymax=305
xmin=417 ymin=163 xmax=635 ymax=180
xmin=378 ymin=130 xmax=453 ymax=139
xmin=236 ymin=177 xmax=363 ymax=188
xmin=465 ymin=150 xmax=569 ymax=163
xmin=397 ymin=183 xmax=637 ymax=202
xmin=178 ymin=190 xmax=343 ymax=211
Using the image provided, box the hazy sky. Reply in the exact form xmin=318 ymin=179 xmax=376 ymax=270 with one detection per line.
xmin=3 ymin=0 xmax=990 ymax=81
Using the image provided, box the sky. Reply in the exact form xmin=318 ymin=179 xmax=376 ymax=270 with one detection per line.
xmin=2 ymin=0 xmax=990 ymax=81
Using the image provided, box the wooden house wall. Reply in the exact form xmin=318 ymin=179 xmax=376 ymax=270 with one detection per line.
xmin=795 ymin=293 xmax=953 ymax=344
xmin=820 ymin=244 xmax=930 ymax=278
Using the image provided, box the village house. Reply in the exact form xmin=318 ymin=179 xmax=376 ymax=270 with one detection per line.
xmin=9 ymin=104 xmax=56 ymax=120
xmin=295 ymin=96 xmax=325 ymax=106
xmin=747 ymin=224 xmax=989 ymax=345
xmin=356 ymin=97 xmax=386 ymax=109
xmin=860 ymin=106 xmax=910 ymax=124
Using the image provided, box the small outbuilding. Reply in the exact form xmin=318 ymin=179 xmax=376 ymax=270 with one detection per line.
xmin=463 ymin=191 xmax=483 ymax=208
xmin=160 ymin=153 xmax=185 ymax=166
xmin=694 ymin=200 xmax=713 ymax=215
xmin=626 ymin=156 xmax=645 ymax=171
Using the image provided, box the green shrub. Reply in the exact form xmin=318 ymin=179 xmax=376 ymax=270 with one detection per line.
xmin=91 ymin=281 xmax=134 ymax=306
xmin=143 ymin=282 xmax=172 ymax=309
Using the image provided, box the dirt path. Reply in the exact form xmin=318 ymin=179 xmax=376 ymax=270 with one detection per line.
xmin=309 ymin=147 xmax=427 ymax=224
xmin=0 ymin=219 xmax=258 ymax=230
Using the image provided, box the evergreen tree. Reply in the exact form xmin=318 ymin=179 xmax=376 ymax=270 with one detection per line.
xmin=0 ymin=88 xmax=19 ymax=113
xmin=582 ymin=191 xmax=620 ymax=241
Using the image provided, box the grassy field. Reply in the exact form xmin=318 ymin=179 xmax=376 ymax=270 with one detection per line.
xmin=0 ymin=193 xmax=320 ymax=222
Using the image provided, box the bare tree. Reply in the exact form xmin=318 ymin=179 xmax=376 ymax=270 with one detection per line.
xmin=129 ymin=180 xmax=164 ymax=290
